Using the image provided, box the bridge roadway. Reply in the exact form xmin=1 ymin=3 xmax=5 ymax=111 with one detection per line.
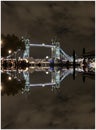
xmin=30 ymin=44 xmax=56 ymax=48
xmin=29 ymin=82 xmax=56 ymax=87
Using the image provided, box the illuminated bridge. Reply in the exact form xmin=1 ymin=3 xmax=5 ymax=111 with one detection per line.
xmin=1 ymin=38 xmax=95 ymax=93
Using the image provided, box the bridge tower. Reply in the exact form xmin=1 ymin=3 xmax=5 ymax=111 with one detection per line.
xmin=51 ymin=41 xmax=60 ymax=61
xmin=22 ymin=38 xmax=30 ymax=59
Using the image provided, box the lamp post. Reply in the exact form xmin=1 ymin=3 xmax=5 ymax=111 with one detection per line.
xmin=8 ymin=50 xmax=12 ymax=54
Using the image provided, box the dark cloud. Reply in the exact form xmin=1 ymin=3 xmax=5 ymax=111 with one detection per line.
xmin=1 ymin=1 xmax=95 ymax=129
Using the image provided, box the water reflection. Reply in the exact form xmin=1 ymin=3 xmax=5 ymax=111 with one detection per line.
xmin=1 ymin=57 xmax=95 ymax=96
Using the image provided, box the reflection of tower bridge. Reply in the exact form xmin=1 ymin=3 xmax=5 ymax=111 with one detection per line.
xmin=1 ymin=38 xmax=95 ymax=93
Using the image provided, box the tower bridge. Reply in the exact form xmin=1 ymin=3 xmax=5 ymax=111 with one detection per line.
xmin=1 ymin=38 xmax=95 ymax=94
xmin=22 ymin=38 xmax=73 ymax=62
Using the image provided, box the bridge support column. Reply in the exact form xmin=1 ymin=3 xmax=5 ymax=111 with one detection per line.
xmin=51 ymin=70 xmax=60 ymax=90
xmin=23 ymin=39 xmax=30 ymax=59
xmin=51 ymin=42 xmax=60 ymax=61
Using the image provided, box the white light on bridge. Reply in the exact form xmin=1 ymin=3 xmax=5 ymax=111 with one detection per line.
xmin=8 ymin=50 xmax=12 ymax=54
xmin=8 ymin=76 xmax=12 ymax=80
xmin=42 ymin=43 xmax=45 ymax=46
xmin=42 ymin=84 xmax=45 ymax=87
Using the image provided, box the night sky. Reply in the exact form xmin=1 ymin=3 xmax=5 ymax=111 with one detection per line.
xmin=1 ymin=1 xmax=95 ymax=129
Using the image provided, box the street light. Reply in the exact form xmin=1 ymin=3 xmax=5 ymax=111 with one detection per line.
xmin=8 ymin=76 xmax=12 ymax=80
xmin=8 ymin=50 xmax=12 ymax=54
xmin=46 ymin=71 xmax=49 ymax=74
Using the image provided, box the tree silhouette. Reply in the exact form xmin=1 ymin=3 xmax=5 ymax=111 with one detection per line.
xmin=1 ymin=74 xmax=25 ymax=96
xmin=1 ymin=34 xmax=25 ymax=57
xmin=1 ymin=34 xmax=27 ymax=95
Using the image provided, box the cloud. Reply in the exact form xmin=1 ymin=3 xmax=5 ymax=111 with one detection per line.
xmin=1 ymin=1 xmax=95 ymax=55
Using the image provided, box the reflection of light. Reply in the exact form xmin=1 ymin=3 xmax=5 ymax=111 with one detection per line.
xmin=0 ymin=40 xmax=2 ymax=45
xmin=0 ymin=85 xmax=2 ymax=91
xmin=8 ymin=50 xmax=12 ymax=54
xmin=14 ymin=76 xmax=17 ymax=79
xmin=51 ymin=79 xmax=54 ymax=83
xmin=26 ymin=59 xmax=29 ymax=63
xmin=25 ymin=67 xmax=28 ymax=71
xmin=8 ymin=76 xmax=12 ymax=80
xmin=75 ymin=68 xmax=84 ymax=72
xmin=46 ymin=56 xmax=49 ymax=59
xmin=76 ymin=58 xmax=83 ymax=62
xmin=42 ymin=84 xmax=45 ymax=87
xmin=46 ymin=71 xmax=49 ymax=74
xmin=58 ymin=70 xmax=60 ymax=73
xmin=89 ymin=62 xmax=95 ymax=68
